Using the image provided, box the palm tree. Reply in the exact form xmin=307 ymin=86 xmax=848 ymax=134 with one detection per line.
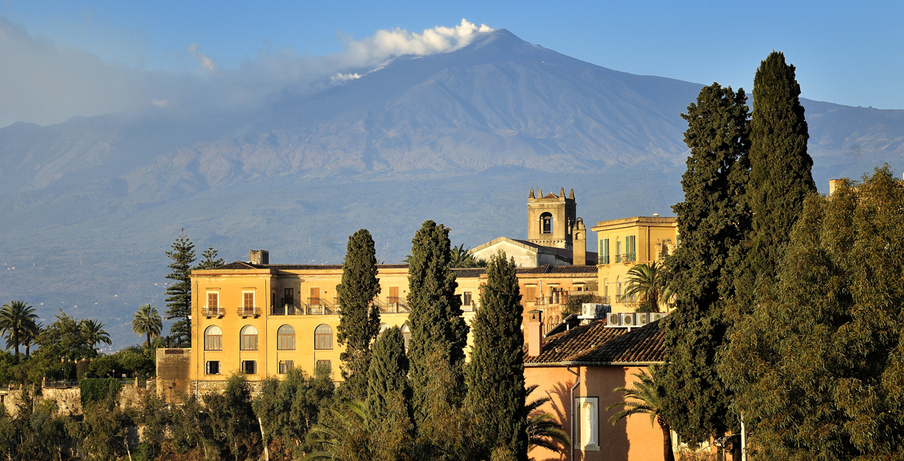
xmin=625 ymin=261 xmax=668 ymax=312
xmin=524 ymin=384 xmax=570 ymax=455
xmin=80 ymin=319 xmax=112 ymax=350
xmin=132 ymin=304 xmax=163 ymax=347
xmin=0 ymin=300 xmax=40 ymax=359
xmin=607 ymin=365 xmax=674 ymax=461
xmin=449 ymin=244 xmax=486 ymax=268
xmin=6 ymin=321 xmax=42 ymax=357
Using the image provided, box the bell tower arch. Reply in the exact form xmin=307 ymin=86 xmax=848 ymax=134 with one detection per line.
xmin=527 ymin=187 xmax=576 ymax=249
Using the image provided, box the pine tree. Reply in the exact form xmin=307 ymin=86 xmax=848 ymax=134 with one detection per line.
xmin=195 ymin=246 xmax=225 ymax=270
xmin=406 ymin=220 xmax=469 ymax=427
xmin=720 ymin=167 xmax=904 ymax=458
xmin=336 ymin=229 xmax=382 ymax=401
xmin=466 ymin=251 xmax=527 ymax=460
xmin=735 ymin=51 xmax=816 ymax=314
xmin=165 ymin=229 xmax=195 ymax=347
xmin=660 ymin=83 xmax=749 ymax=442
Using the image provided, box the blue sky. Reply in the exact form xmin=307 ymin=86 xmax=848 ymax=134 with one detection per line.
xmin=1 ymin=0 xmax=902 ymax=127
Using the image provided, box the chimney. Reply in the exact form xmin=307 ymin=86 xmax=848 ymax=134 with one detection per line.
xmin=250 ymin=249 xmax=269 ymax=265
xmin=527 ymin=309 xmax=544 ymax=357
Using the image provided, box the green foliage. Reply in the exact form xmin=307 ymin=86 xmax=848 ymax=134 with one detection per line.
xmin=366 ymin=326 xmax=411 ymax=433
xmin=80 ymin=378 xmax=122 ymax=405
xmin=0 ymin=300 xmax=40 ymax=359
xmin=735 ymin=51 xmax=815 ymax=316
xmin=252 ymin=367 xmax=335 ymax=460
xmin=661 ymin=82 xmax=749 ymax=442
xmin=449 ymin=244 xmax=486 ymax=268
xmin=132 ymin=304 xmax=163 ymax=347
xmin=721 ymin=167 xmax=904 ymax=459
xmin=303 ymin=399 xmax=371 ymax=461
xmin=76 ymin=395 xmax=137 ymax=461
xmin=466 ymin=251 xmax=527 ymax=460
xmin=28 ymin=311 xmax=97 ymax=382
xmin=194 ymin=246 xmax=225 ymax=270
xmin=87 ymin=345 xmax=155 ymax=379
xmin=561 ymin=293 xmax=601 ymax=317
xmin=336 ymin=229 xmax=382 ymax=401
xmin=79 ymin=319 xmax=112 ymax=350
xmin=205 ymin=373 xmax=260 ymax=460
xmin=625 ymin=262 xmax=668 ymax=313
xmin=165 ymin=229 xmax=196 ymax=347
xmin=407 ymin=220 xmax=469 ymax=428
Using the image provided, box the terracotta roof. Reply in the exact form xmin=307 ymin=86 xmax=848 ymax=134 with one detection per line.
xmin=524 ymin=319 xmax=665 ymax=366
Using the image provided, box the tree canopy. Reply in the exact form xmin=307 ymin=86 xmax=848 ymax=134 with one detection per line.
xmin=165 ymin=229 xmax=196 ymax=347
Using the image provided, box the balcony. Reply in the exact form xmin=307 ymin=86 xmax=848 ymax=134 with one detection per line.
xmin=620 ymin=253 xmax=637 ymax=264
xmin=375 ymin=297 xmax=410 ymax=314
xmin=202 ymin=306 xmax=225 ymax=318
xmin=237 ymin=306 xmax=261 ymax=318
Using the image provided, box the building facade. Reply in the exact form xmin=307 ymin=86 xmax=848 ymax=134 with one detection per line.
xmin=591 ymin=216 xmax=678 ymax=312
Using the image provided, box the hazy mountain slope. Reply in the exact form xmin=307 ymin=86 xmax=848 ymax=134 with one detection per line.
xmin=1 ymin=28 xmax=902 ymax=347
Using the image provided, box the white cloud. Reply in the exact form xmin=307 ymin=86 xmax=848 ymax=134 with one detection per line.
xmin=0 ymin=18 xmax=494 ymax=128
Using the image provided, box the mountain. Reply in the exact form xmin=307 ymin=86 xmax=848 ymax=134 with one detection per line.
xmin=1 ymin=29 xmax=902 ymax=347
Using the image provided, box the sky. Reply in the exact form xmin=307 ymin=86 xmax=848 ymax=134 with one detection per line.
xmin=1 ymin=0 xmax=902 ymax=128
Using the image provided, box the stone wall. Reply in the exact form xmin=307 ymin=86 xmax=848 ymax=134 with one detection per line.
xmin=156 ymin=348 xmax=191 ymax=402
xmin=1 ymin=381 xmax=150 ymax=417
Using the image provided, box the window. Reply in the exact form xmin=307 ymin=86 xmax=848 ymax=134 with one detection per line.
xmin=316 ymin=360 xmax=332 ymax=374
xmin=524 ymin=285 xmax=536 ymax=303
xmin=462 ymin=291 xmax=472 ymax=306
xmin=284 ymin=288 xmax=295 ymax=306
xmin=388 ymin=287 xmax=400 ymax=304
xmin=277 ymin=324 xmax=295 ymax=350
xmin=310 ymin=287 xmax=321 ymax=306
xmin=574 ymin=397 xmax=599 ymax=451
xmin=615 ymin=238 xmax=622 ymax=262
xmin=314 ymin=324 xmax=332 ymax=350
xmin=626 ymin=235 xmax=636 ymax=262
xmin=207 ymin=292 xmax=219 ymax=315
xmin=401 ymin=324 xmax=411 ymax=351
xmin=242 ymin=360 xmax=256 ymax=375
xmin=616 ymin=277 xmax=622 ymax=302
xmin=378 ymin=323 xmax=390 ymax=336
xmin=204 ymin=325 xmax=223 ymax=351
xmin=206 ymin=360 xmax=220 ymax=375
xmin=600 ymin=238 xmax=609 ymax=264
xmin=279 ymin=360 xmax=294 ymax=374
xmin=240 ymin=325 xmax=258 ymax=350
xmin=540 ymin=212 xmax=553 ymax=234
xmin=243 ymin=292 xmax=255 ymax=316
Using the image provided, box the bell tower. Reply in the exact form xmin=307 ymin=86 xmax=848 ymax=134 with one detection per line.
xmin=528 ymin=187 xmax=576 ymax=249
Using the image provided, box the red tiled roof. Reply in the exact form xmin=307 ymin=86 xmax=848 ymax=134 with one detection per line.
xmin=524 ymin=319 xmax=665 ymax=366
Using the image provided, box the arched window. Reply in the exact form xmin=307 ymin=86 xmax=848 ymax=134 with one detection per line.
xmin=277 ymin=325 xmax=295 ymax=350
xmin=204 ymin=325 xmax=222 ymax=351
xmin=540 ymin=212 xmax=553 ymax=234
xmin=400 ymin=324 xmax=411 ymax=351
xmin=378 ymin=323 xmax=390 ymax=337
xmin=314 ymin=324 xmax=332 ymax=350
xmin=616 ymin=277 xmax=622 ymax=302
xmin=240 ymin=325 xmax=258 ymax=351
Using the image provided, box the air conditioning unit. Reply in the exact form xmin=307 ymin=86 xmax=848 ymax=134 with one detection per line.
xmin=621 ymin=313 xmax=636 ymax=326
xmin=606 ymin=312 xmax=622 ymax=327
xmin=636 ymin=312 xmax=651 ymax=325
xmin=649 ymin=312 xmax=668 ymax=322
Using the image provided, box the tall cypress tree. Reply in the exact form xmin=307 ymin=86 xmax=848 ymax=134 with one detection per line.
xmin=660 ymin=83 xmax=749 ymax=442
xmin=165 ymin=230 xmax=195 ymax=347
xmin=466 ymin=251 xmax=527 ymax=460
xmin=406 ymin=220 xmax=469 ymax=426
xmin=336 ymin=229 xmax=382 ymax=400
xmin=735 ymin=51 xmax=816 ymax=313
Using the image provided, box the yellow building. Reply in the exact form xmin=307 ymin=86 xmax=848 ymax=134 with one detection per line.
xmin=591 ymin=216 xmax=678 ymax=313
xmin=188 ymin=252 xmax=482 ymax=393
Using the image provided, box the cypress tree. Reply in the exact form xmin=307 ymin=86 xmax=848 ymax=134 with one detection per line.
xmin=406 ymin=220 xmax=469 ymax=426
xmin=735 ymin=51 xmax=816 ymax=314
xmin=660 ymin=83 xmax=749 ymax=442
xmin=366 ymin=327 xmax=413 ymax=460
xmin=466 ymin=251 xmax=527 ymax=460
xmin=336 ymin=229 xmax=382 ymax=400
xmin=165 ymin=229 xmax=195 ymax=347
